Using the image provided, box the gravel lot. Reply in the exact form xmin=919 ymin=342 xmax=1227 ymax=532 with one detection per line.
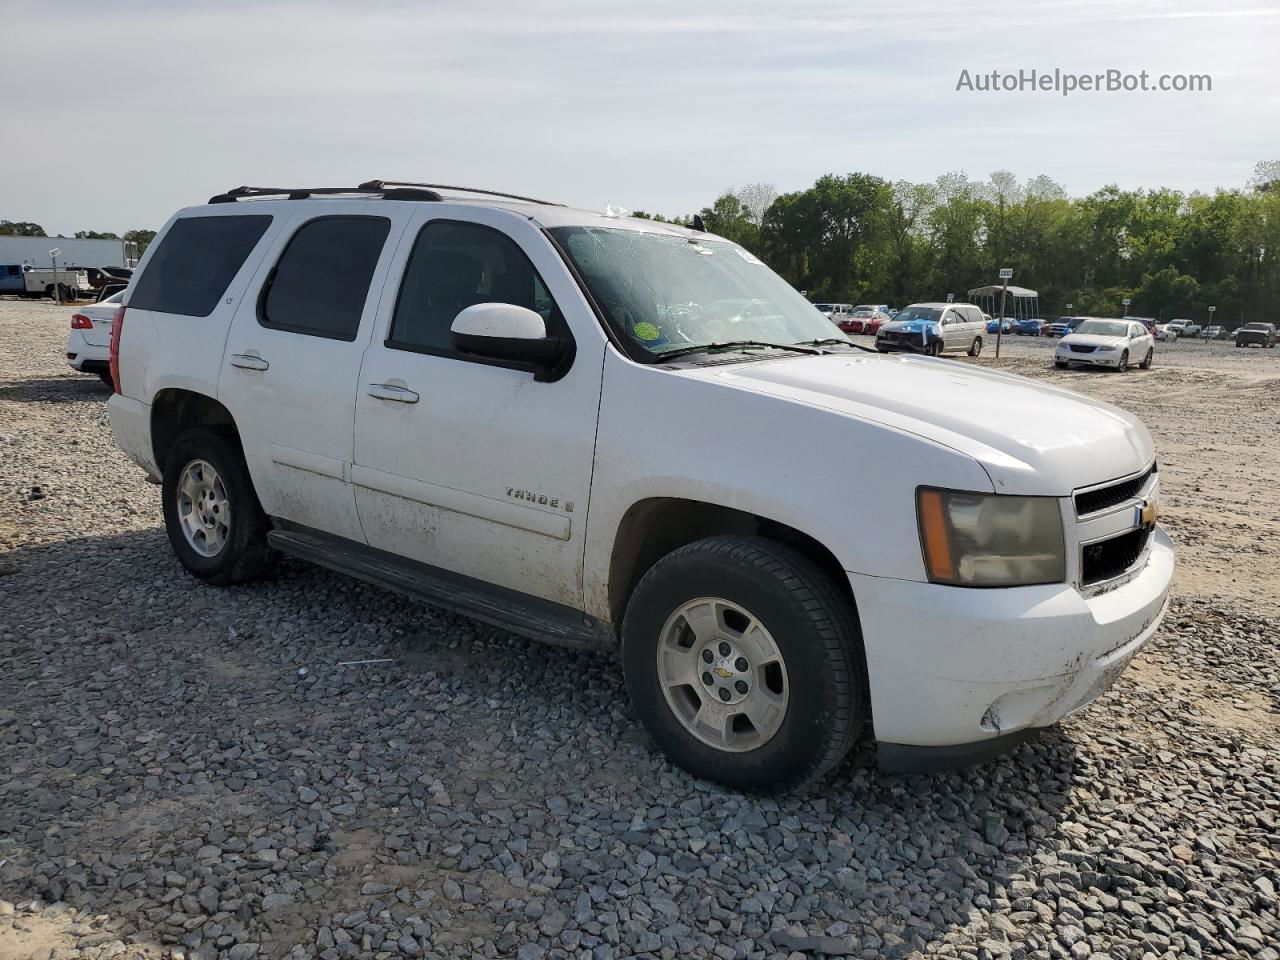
xmin=2 ymin=299 xmax=1278 ymax=960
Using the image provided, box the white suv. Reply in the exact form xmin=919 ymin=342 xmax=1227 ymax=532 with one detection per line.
xmin=108 ymin=181 xmax=1174 ymax=790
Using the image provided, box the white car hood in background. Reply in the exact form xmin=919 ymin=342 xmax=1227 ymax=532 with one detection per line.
xmin=681 ymin=353 xmax=1153 ymax=495
xmin=1058 ymin=334 xmax=1127 ymax=350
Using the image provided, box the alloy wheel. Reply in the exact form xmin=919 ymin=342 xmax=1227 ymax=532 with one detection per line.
xmin=656 ymin=597 xmax=789 ymax=752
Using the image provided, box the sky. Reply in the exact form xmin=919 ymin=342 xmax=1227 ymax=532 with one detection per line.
xmin=2 ymin=0 xmax=1278 ymax=236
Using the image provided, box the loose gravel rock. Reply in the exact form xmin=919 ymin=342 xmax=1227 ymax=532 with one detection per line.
xmin=2 ymin=300 xmax=1279 ymax=959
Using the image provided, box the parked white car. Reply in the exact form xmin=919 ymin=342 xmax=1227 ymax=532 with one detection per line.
xmin=66 ymin=289 xmax=123 ymax=384
xmin=1055 ymin=319 xmax=1155 ymax=371
xmin=1153 ymin=323 xmax=1178 ymax=341
xmin=107 ymin=182 xmax=1173 ymax=790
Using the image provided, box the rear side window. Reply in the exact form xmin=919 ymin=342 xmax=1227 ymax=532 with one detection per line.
xmin=129 ymin=215 xmax=271 ymax=317
xmin=259 ymin=216 xmax=391 ymax=341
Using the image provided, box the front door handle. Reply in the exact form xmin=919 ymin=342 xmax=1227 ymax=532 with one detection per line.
xmin=230 ymin=353 xmax=270 ymax=371
xmin=367 ymin=383 xmax=419 ymax=404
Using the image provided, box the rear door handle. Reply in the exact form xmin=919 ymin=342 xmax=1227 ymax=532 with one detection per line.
xmin=230 ymin=353 xmax=270 ymax=371
xmin=367 ymin=383 xmax=419 ymax=404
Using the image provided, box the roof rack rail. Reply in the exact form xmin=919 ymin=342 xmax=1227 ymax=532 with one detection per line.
xmin=207 ymin=185 xmax=443 ymax=204
xmin=358 ymin=180 xmax=564 ymax=207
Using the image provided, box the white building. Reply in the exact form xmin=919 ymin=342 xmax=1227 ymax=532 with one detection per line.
xmin=0 ymin=235 xmax=132 ymax=269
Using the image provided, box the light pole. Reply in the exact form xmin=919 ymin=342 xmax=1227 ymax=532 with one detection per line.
xmin=49 ymin=247 xmax=62 ymax=304
xmin=995 ymin=267 xmax=1012 ymax=358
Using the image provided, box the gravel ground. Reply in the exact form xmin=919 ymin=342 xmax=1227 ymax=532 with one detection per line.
xmin=2 ymin=299 xmax=1278 ymax=960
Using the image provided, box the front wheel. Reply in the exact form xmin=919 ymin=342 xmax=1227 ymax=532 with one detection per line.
xmin=968 ymin=337 xmax=982 ymax=357
xmin=162 ymin=427 xmax=276 ymax=585
xmin=1116 ymin=350 xmax=1129 ymax=372
xmin=1140 ymin=349 xmax=1153 ymax=369
xmin=621 ymin=536 xmax=866 ymax=792
xmin=1054 ymin=361 xmax=1069 ymax=369
xmin=927 ymin=340 xmax=943 ymax=357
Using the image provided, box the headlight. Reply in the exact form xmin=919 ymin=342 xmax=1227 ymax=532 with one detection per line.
xmin=916 ymin=488 xmax=1066 ymax=586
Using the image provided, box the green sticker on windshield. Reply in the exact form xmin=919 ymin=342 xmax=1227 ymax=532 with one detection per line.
xmin=633 ymin=322 xmax=661 ymax=342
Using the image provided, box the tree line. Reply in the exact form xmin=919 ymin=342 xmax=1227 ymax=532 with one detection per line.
xmin=666 ymin=160 xmax=1280 ymax=325
xmin=0 ymin=221 xmax=156 ymax=254
xmin=8 ymin=159 xmax=1280 ymax=324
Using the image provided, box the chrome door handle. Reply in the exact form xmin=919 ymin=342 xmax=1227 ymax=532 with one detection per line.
xmin=367 ymin=383 xmax=419 ymax=403
xmin=230 ymin=353 xmax=269 ymax=371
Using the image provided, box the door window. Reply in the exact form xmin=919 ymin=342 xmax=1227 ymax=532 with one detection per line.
xmin=387 ymin=220 xmax=564 ymax=358
xmin=259 ymin=216 xmax=391 ymax=341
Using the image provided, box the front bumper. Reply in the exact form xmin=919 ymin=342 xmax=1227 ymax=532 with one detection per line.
xmin=850 ymin=525 xmax=1173 ymax=753
xmin=1056 ymin=350 xmax=1122 ymax=367
xmin=876 ymin=335 xmax=935 ymax=353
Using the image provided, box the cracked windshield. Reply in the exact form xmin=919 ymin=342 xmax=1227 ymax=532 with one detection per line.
xmin=550 ymin=226 xmax=848 ymax=357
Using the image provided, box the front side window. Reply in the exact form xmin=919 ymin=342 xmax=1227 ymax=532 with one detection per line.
xmin=388 ymin=220 xmax=563 ymax=356
xmin=549 ymin=226 xmax=843 ymax=358
xmin=259 ymin=216 xmax=390 ymax=341
xmin=130 ymin=214 xmax=272 ymax=317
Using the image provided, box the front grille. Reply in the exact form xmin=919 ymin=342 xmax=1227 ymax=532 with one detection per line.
xmin=1069 ymin=344 xmax=1097 ymax=353
xmin=1081 ymin=527 xmax=1151 ymax=585
xmin=1074 ymin=463 xmax=1156 ymax=516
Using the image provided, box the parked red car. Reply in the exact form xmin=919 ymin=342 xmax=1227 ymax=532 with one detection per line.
xmin=840 ymin=309 xmax=890 ymax=335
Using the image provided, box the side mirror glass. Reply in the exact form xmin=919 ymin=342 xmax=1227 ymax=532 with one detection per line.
xmin=450 ymin=303 xmax=568 ymax=370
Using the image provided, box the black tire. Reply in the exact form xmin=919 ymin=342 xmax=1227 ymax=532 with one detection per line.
xmin=97 ymin=370 xmax=115 ymax=387
xmin=162 ymin=427 xmax=276 ymax=585
xmin=621 ymin=536 xmax=867 ymax=792
xmin=1116 ymin=350 xmax=1129 ymax=372
xmin=45 ymin=284 xmax=57 ymax=300
xmin=1054 ymin=361 xmax=1068 ymax=369
xmin=1139 ymin=348 xmax=1153 ymax=369
xmin=928 ymin=340 xmax=943 ymax=357
xmin=968 ymin=337 xmax=982 ymax=357
xmin=875 ymin=345 xmax=889 ymax=353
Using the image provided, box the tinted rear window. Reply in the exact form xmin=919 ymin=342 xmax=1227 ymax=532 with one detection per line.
xmin=129 ymin=215 xmax=272 ymax=317
xmin=259 ymin=216 xmax=391 ymax=341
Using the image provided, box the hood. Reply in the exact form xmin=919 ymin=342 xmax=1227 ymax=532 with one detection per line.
xmin=1059 ymin=333 xmax=1126 ymax=349
xmin=680 ymin=353 xmax=1153 ymax=495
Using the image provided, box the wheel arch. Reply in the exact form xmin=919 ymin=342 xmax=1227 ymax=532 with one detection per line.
xmin=150 ymin=388 xmax=241 ymax=474
xmin=606 ymin=497 xmax=856 ymax=629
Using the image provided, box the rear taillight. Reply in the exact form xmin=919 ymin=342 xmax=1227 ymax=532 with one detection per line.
xmin=108 ymin=305 xmax=125 ymax=394
xmin=70 ymin=313 xmax=93 ymax=329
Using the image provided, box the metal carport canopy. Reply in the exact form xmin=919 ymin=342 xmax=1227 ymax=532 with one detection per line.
xmin=967 ymin=284 xmax=1038 ymax=298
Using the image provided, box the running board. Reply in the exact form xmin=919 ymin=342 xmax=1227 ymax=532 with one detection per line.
xmin=267 ymin=525 xmax=613 ymax=652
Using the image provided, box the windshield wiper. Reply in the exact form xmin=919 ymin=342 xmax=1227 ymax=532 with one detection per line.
xmin=655 ymin=340 xmax=822 ymax=361
xmin=795 ymin=337 xmax=877 ymax=353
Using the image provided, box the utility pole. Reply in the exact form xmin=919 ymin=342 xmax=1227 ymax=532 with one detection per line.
xmin=49 ymin=247 xmax=62 ymax=304
xmin=996 ymin=267 xmax=1012 ymax=358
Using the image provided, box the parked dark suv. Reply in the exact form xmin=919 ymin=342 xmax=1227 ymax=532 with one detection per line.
xmin=1235 ymin=322 xmax=1277 ymax=348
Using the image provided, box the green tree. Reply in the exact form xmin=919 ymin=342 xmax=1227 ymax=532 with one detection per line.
xmin=123 ymin=229 xmax=157 ymax=254
xmin=74 ymin=230 xmax=121 ymax=240
xmin=0 ymin=220 xmax=47 ymax=237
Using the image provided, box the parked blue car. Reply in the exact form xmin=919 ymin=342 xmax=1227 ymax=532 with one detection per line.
xmin=1015 ymin=318 xmax=1045 ymax=336
xmin=986 ymin=317 xmax=1014 ymax=334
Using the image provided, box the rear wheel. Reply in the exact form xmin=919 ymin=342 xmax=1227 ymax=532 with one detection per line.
xmin=162 ymin=427 xmax=276 ymax=585
xmin=621 ymin=536 xmax=866 ymax=792
xmin=968 ymin=337 xmax=982 ymax=357
xmin=1140 ymin=348 xmax=1153 ymax=369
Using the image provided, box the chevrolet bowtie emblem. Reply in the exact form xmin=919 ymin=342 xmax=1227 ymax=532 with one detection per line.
xmin=1137 ymin=499 xmax=1158 ymax=528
